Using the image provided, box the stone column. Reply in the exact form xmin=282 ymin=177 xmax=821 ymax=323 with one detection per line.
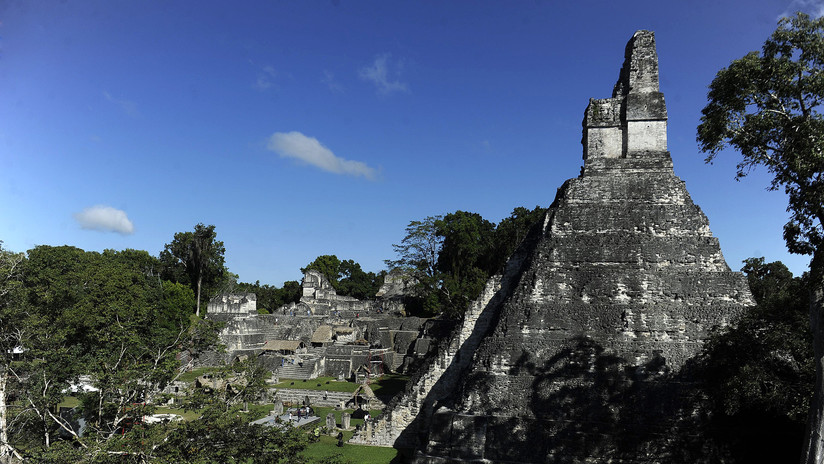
xmin=342 ymin=412 xmax=351 ymax=430
xmin=272 ymin=400 xmax=283 ymax=416
xmin=326 ymin=413 xmax=337 ymax=434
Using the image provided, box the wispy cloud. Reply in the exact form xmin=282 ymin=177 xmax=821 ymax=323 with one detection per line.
xmin=358 ymin=53 xmax=408 ymax=95
xmin=322 ymin=70 xmax=343 ymax=93
xmin=267 ymin=131 xmax=377 ymax=180
xmin=780 ymin=0 xmax=824 ymax=18
xmin=255 ymin=65 xmax=278 ymax=90
xmin=103 ymin=91 xmax=137 ymax=116
xmin=74 ymin=205 xmax=135 ymax=235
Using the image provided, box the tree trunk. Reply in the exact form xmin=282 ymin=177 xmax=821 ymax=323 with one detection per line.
xmin=196 ymin=273 xmax=202 ymax=317
xmin=0 ymin=370 xmax=22 ymax=464
xmin=802 ymin=256 xmax=824 ymax=464
xmin=0 ymin=371 xmax=9 ymax=461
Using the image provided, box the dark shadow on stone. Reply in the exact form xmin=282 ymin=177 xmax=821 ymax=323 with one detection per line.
xmin=422 ymin=336 xmax=730 ymax=463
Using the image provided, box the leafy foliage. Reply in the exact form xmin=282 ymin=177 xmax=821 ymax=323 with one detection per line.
xmin=385 ymin=216 xmax=443 ymax=283
xmin=700 ymin=258 xmax=813 ymax=461
xmin=5 ymin=245 xmax=221 ymax=458
xmin=387 ymin=207 xmax=545 ymax=318
xmin=703 ymin=259 xmax=813 ymax=419
xmin=301 ymin=255 xmax=383 ymax=300
xmin=154 ymin=404 xmax=309 ymax=464
xmin=697 ymin=12 xmax=824 ymax=262
xmin=435 ymin=211 xmax=496 ymax=318
xmin=160 ymin=223 xmax=227 ymax=316
xmin=234 ymin=280 xmax=302 ymax=313
xmin=385 ymin=216 xmax=444 ymax=316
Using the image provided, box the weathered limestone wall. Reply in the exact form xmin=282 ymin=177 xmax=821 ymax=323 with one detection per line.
xmin=269 ymin=387 xmax=366 ymax=408
xmin=207 ymin=293 xmax=257 ymax=315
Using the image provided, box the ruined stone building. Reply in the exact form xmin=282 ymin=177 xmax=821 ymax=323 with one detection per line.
xmin=352 ymin=31 xmax=754 ymax=463
xmin=283 ymin=269 xmax=375 ymax=316
xmin=203 ymin=270 xmax=451 ymax=380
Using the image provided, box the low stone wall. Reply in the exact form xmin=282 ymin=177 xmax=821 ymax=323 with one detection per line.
xmin=270 ymin=387 xmax=385 ymax=409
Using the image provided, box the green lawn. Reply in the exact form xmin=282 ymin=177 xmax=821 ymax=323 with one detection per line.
xmin=56 ymin=396 xmax=397 ymax=462
xmin=272 ymin=377 xmax=359 ymax=392
xmin=272 ymin=374 xmax=409 ymax=397
xmin=176 ymin=366 xmax=217 ymax=383
xmin=302 ymin=432 xmax=398 ymax=464
xmin=58 ymin=396 xmax=81 ymax=409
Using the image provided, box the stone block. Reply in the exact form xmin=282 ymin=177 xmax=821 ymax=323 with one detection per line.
xmin=625 ymin=92 xmax=667 ymax=121
xmin=326 ymin=413 xmax=337 ymax=433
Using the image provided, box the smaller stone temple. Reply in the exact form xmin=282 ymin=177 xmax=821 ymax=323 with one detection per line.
xmin=207 ymin=293 xmax=257 ymax=315
xmin=279 ymin=269 xmax=375 ymax=316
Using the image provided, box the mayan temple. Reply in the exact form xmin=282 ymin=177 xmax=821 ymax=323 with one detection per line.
xmin=352 ymin=31 xmax=755 ymax=462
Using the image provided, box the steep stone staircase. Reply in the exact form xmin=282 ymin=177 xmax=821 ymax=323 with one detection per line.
xmin=349 ymin=276 xmax=501 ymax=447
xmin=275 ymin=358 xmax=321 ymax=380
xmin=349 ymin=223 xmax=540 ymax=449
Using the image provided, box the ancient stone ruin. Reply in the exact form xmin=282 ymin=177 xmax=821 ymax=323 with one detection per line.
xmin=203 ymin=270 xmax=453 ymax=381
xmin=352 ymin=30 xmax=754 ymax=463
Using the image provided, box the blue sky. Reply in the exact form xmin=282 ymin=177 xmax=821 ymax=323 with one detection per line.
xmin=0 ymin=0 xmax=819 ymax=286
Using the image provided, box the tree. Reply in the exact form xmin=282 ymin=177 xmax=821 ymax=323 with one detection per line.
xmin=386 ymin=216 xmax=443 ymax=282
xmin=301 ymin=255 xmax=383 ymax=300
xmin=385 ymin=216 xmax=444 ymax=315
xmin=337 ymin=260 xmax=383 ymax=300
xmin=7 ymin=245 xmax=221 ymax=458
xmin=154 ymin=404 xmax=308 ymax=464
xmin=491 ymin=206 xmax=546 ymax=272
xmin=301 ymin=255 xmax=343 ymax=288
xmin=701 ymin=258 xmax=813 ymax=461
xmin=278 ymin=280 xmax=302 ymax=306
xmin=434 ymin=211 xmax=496 ymax=318
xmin=160 ymin=224 xmax=226 ymax=317
xmin=696 ymin=12 xmax=824 ymax=462
xmin=0 ymin=241 xmax=25 ymax=463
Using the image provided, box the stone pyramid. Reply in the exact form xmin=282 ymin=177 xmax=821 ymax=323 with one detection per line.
xmin=354 ymin=31 xmax=754 ymax=463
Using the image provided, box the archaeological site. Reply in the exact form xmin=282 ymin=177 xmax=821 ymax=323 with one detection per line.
xmin=348 ymin=30 xmax=755 ymax=462
xmin=194 ymin=30 xmax=758 ymax=463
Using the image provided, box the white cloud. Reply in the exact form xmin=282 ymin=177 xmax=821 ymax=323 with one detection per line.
xmin=103 ymin=91 xmax=137 ymax=116
xmin=267 ymin=131 xmax=377 ymax=180
xmin=74 ymin=206 xmax=135 ymax=235
xmin=358 ymin=53 xmax=408 ymax=95
xmin=255 ymin=65 xmax=278 ymax=90
xmin=780 ymin=0 xmax=824 ymax=18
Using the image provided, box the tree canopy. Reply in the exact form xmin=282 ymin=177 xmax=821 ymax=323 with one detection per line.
xmin=387 ymin=207 xmax=545 ymax=318
xmin=697 ymin=12 xmax=824 ymax=263
xmin=301 ymin=255 xmax=384 ymax=300
xmin=0 ymin=244 xmax=224 ymax=461
xmin=160 ymin=223 xmax=226 ymax=316
xmin=700 ymin=258 xmax=813 ymax=461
